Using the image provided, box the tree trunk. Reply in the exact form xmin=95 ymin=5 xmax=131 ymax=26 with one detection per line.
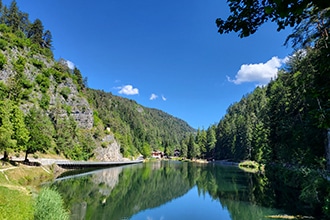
xmin=24 ymin=151 xmax=29 ymax=162
xmin=327 ymin=129 xmax=330 ymax=171
xmin=2 ymin=151 xmax=9 ymax=161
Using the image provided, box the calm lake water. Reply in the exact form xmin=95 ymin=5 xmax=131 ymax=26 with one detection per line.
xmin=52 ymin=161 xmax=295 ymax=220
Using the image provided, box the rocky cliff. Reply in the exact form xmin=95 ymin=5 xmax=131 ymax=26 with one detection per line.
xmin=0 ymin=38 xmax=123 ymax=161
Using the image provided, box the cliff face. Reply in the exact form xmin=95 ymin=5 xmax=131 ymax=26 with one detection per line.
xmin=0 ymin=39 xmax=124 ymax=161
xmin=94 ymin=134 xmax=124 ymax=162
xmin=0 ymin=47 xmax=94 ymax=130
xmin=49 ymin=77 xmax=93 ymax=129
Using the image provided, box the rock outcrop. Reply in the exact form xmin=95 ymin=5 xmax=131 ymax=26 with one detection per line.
xmin=50 ymin=78 xmax=93 ymax=129
xmin=94 ymin=135 xmax=124 ymax=162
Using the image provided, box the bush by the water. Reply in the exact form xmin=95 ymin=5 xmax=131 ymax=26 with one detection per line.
xmin=34 ymin=187 xmax=69 ymax=220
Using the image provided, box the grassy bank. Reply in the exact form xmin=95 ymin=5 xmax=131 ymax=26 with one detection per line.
xmin=0 ymin=161 xmax=55 ymax=220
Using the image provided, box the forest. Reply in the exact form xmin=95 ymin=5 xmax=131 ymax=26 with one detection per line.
xmin=187 ymin=44 xmax=329 ymax=168
xmin=182 ymin=0 xmax=330 ymax=168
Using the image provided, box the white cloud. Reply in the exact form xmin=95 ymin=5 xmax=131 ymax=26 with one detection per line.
xmin=228 ymin=56 xmax=288 ymax=85
xmin=118 ymin=85 xmax=139 ymax=95
xmin=66 ymin=60 xmax=75 ymax=70
xmin=150 ymin=93 xmax=158 ymax=100
xmin=161 ymin=95 xmax=167 ymax=101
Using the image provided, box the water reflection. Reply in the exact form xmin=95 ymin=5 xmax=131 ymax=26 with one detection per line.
xmin=52 ymin=161 xmax=288 ymax=220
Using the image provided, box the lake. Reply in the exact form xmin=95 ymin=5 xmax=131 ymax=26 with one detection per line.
xmin=52 ymin=161 xmax=297 ymax=220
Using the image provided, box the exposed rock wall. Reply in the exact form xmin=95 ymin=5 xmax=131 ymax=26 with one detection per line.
xmin=49 ymin=78 xmax=93 ymax=129
xmin=94 ymin=135 xmax=124 ymax=161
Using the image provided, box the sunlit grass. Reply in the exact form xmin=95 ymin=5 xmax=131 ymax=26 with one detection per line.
xmin=0 ymin=186 xmax=34 ymax=220
xmin=0 ymin=162 xmax=55 ymax=220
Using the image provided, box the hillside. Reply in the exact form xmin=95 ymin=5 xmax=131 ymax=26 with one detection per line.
xmin=86 ymin=89 xmax=195 ymax=157
xmin=0 ymin=1 xmax=195 ymax=161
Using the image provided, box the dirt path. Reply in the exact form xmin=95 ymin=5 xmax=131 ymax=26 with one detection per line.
xmin=0 ymin=166 xmax=18 ymax=182
xmin=0 ymin=166 xmax=18 ymax=172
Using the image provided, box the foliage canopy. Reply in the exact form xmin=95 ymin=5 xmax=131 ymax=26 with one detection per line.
xmin=216 ymin=0 xmax=330 ymax=47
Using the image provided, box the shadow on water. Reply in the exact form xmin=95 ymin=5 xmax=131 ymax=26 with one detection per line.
xmin=51 ymin=161 xmax=315 ymax=220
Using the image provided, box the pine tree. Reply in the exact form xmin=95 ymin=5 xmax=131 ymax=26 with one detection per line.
xmin=196 ymin=128 xmax=207 ymax=159
xmin=73 ymin=67 xmax=84 ymax=91
xmin=6 ymin=0 xmax=20 ymax=31
xmin=187 ymin=134 xmax=197 ymax=159
xmin=206 ymin=125 xmax=216 ymax=159
xmin=42 ymin=29 xmax=52 ymax=49
xmin=28 ymin=18 xmax=44 ymax=46
xmin=180 ymin=139 xmax=188 ymax=158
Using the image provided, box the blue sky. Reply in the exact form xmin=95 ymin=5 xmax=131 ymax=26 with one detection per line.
xmin=7 ymin=0 xmax=293 ymax=129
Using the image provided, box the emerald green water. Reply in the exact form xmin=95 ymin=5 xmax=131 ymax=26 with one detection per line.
xmin=52 ymin=161 xmax=292 ymax=220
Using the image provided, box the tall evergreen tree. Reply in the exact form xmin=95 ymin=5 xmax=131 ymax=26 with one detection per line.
xmin=17 ymin=11 xmax=29 ymax=34
xmin=187 ymin=134 xmax=198 ymax=159
xmin=28 ymin=18 xmax=44 ymax=46
xmin=6 ymin=0 xmax=20 ymax=31
xmin=73 ymin=67 xmax=84 ymax=91
xmin=42 ymin=29 xmax=52 ymax=49
xmin=196 ymin=128 xmax=207 ymax=159
xmin=206 ymin=125 xmax=216 ymax=159
xmin=180 ymin=138 xmax=188 ymax=158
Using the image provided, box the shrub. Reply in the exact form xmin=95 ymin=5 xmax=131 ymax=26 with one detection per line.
xmin=30 ymin=43 xmax=41 ymax=55
xmin=101 ymin=141 xmax=108 ymax=148
xmin=31 ymin=58 xmax=44 ymax=69
xmin=21 ymin=77 xmax=33 ymax=89
xmin=40 ymin=93 xmax=50 ymax=110
xmin=13 ymin=56 xmax=26 ymax=73
xmin=41 ymin=47 xmax=54 ymax=58
xmin=15 ymin=30 xmax=25 ymax=39
xmin=42 ymin=68 xmax=52 ymax=77
xmin=52 ymin=69 xmax=65 ymax=84
xmin=35 ymin=73 xmax=50 ymax=93
xmin=13 ymin=36 xmax=25 ymax=49
xmin=0 ymin=81 xmax=8 ymax=99
xmin=0 ymin=39 xmax=8 ymax=50
xmin=0 ymin=52 xmax=6 ymax=69
xmin=0 ymin=24 xmax=11 ymax=33
xmin=34 ymin=187 xmax=69 ymax=220
xmin=63 ymin=105 xmax=72 ymax=115
xmin=21 ymin=88 xmax=32 ymax=100
xmin=60 ymin=87 xmax=71 ymax=100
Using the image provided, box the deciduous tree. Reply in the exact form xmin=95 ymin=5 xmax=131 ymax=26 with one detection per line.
xmin=216 ymin=0 xmax=330 ymax=40
xmin=0 ymin=100 xmax=15 ymax=160
xmin=24 ymin=107 xmax=54 ymax=161
xmin=11 ymin=104 xmax=29 ymax=156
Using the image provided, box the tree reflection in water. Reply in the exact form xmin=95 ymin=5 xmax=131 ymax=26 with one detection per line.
xmin=52 ymin=161 xmax=305 ymax=220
